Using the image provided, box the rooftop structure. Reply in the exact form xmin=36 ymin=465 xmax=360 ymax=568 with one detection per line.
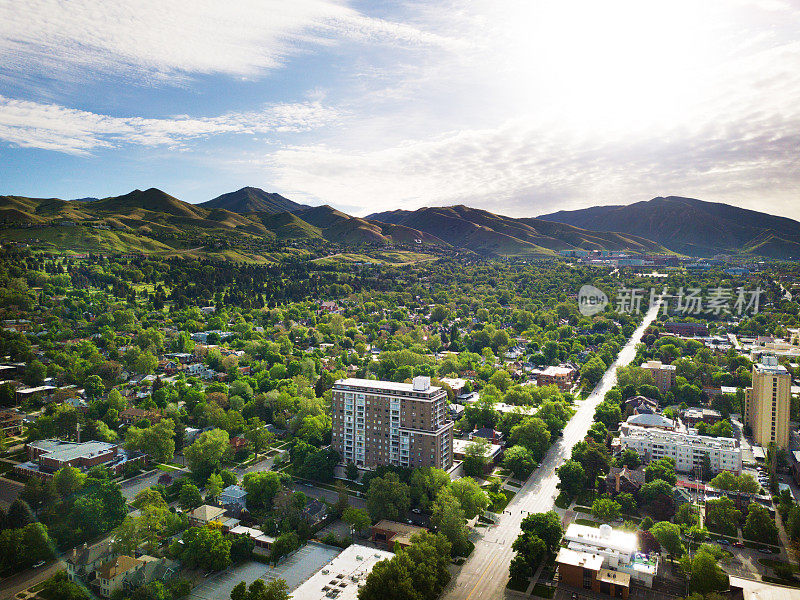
xmin=291 ymin=544 xmax=395 ymax=600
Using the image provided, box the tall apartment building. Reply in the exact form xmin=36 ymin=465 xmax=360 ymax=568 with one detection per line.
xmin=640 ymin=360 xmax=676 ymax=395
xmin=331 ymin=376 xmax=453 ymax=470
xmin=745 ymin=355 xmax=791 ymax=449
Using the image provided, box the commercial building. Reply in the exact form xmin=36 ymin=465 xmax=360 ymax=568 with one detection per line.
xmin=371 ymin=520 xmax=427 ymax=551
xmin=290 ymin=544 xmax=394 ymax=600
xmin=15 ymin=439 xmax=146 ymax=479
xmin=744 ymin=355 xmax=791 ymax=450
xmin=331 ymin=377 xmax=453 ymax=470
xmin=617 ymin=424 xmax=741 ymax=475
xmin=557 ymin=523 xmax=658 ymax=590
xmin=640 ymin=361 xmax=676 ymax=395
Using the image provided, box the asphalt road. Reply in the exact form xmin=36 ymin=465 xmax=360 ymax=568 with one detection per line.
xmin=441 ymin=301 xmax=662 ymax=600
xmin=0 ymin=560 xmax=62 ymax=600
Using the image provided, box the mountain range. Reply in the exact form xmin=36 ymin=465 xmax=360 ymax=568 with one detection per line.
xmin=1 ymin=187 xmax=797 ymax=259
xmin=538 ymin=196 xmax=800 ymax=259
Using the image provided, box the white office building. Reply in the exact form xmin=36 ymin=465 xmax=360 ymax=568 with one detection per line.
xmin=618 ymin=424 xmax=741 ymax=475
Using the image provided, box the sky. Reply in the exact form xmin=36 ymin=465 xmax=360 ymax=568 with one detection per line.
xmin=1 ymin=0 xmax=799 ymax=219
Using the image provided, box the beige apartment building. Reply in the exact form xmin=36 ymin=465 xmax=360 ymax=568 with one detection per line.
xmin=745 ymin=355 xmax=791 ymax=449
xmin=641 ymin=360 xmax=676 ymax=396
xmin=331 ymin=376 xmax=453 ymax=470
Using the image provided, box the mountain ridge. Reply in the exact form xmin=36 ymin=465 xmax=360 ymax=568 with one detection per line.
xmin=537 ymin=196 xmax=800 ymax=258
xmin=199 ymin=186 xmax=309 ymax=214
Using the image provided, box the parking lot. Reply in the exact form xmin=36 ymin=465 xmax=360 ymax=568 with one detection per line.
xmin=188 ymin=542 xmax=341 ymax=600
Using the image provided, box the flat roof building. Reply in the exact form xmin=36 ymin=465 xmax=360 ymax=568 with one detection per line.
xmin=640 ymin=360 xmax=676 ymax=395
xmin=331 ymin=377 xmax=453 ymax=470
xmin=290 ymin=544 xmax=394 ymax=600
xmin=745 ymin=355 xmax=791 ymax=450
xmin=617 ymin=424 xmax=741 ymax=475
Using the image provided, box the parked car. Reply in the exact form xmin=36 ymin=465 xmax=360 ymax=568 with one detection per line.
xmin=733 ymin=542 xmax=744 ymax=548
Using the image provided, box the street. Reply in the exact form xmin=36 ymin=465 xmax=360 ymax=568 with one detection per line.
xmin=441 ymin=301 xmax=662 ymax=600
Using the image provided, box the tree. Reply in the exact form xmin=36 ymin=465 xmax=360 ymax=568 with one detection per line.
xmin=509 ymin=417 xmax=551 ymax=461
xmin=83 ymin=375 xmax=105 ymax=399
xmin=639 ymin=480 xmax=677 ymax=520
xmin=269 ymin=532 xmax=300 ymax=564
xmin=682 ymin=547 xmax=729 ymax=594
xmin=24 ymin=360 xmax=46 ymax=386
xmin=185 ymin=428 xmax=230 ymax=479
xmin=179 ymin=526 xmax=231 ymax=571
xmin=359 ymin=532 xmax=451 ymax=600
xmin=519 ymin=511 xmax=563 ymax=554
xmin=580 ymin=356 xmax=606 ymax=387
xmin=593 ymin=401 xmax=622 ymax=430
xmin=125 ymin=419 xmax=176 ymax=463
xmin=179 ymin=484 xmax=203 ymax=510
xmin=343 ymin=507 xmax=371 ymax=536
xmin=52 ymin=465 xmax=86 ymax=499
xmin=617 ymin=448 xmax=640 ymax=469
xmin=431 ymin=490 xmax=469 ymax=556
xmin=570 ymin=440 xmax=611 ymax=487
xmin=231 ymin=578 xmax=290 ymax=600
xmin=503 ymin=445 xmax=536 ymax=480
xmin=366 ymin=473 xmax=410 ymax=522
xmin=463 ymin=438 xmax=491 ymax=476
xmin=243 ymin=418 xmax=272 ymax=460
xmin=230 ymin=533 xmax=255 ymax=563
xmin=705 ymin=497 xmax=741 ymax=536
xmin=591 ymin=498 xmax=621 ymax=522
xmin=449 ymin=477 xmax=489 ymax=519
xmin=644 ymin=458 xmax=677 ymax=485
xmin=409 ymin=467 xmax=450 ymax=511
xmin=556 ymin=460 xmax=586 ymax=498
xmin=346 ymin=462 xmax=360 ymax=481
xmin=242 ymin=470 xmax=282 ymax=512
xmin=650 ymin=521 xmax=684 ymax=557
xmin=39 ymin=571 xmax=91 ymax=600
xmin=743 ymin=504 xmax=778 ymax=543
xmin=206 ymin=473 xmax=224 ymax=501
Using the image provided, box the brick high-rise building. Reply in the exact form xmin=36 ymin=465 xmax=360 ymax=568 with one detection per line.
xmin=331 ymin=376 xmax=453 ymax=470
xmin=745 ymin=355 xmax=791 ymax=449
xmin=640 ymin=360 xmax=676 ymax=396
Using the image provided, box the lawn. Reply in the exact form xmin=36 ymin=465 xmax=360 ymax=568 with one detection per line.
xmin=490 ymin=490 xmax=516 ymax=512
xmin=574 ymin=518 xmax=601 ymax=528
xmin=531 ymin=583 xmax=555 ymax=598
xmin=506 ymin=578 xmax=528 ymax=592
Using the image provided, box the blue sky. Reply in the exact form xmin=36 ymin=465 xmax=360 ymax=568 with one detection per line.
xmin=1 ymin=0 xmax=799 ymax=219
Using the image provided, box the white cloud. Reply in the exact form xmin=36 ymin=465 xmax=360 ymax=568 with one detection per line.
xmin=0 ymin=96 xmax=339 ymax=154
xmin=0 ymin=0 xmax=452 ymax=84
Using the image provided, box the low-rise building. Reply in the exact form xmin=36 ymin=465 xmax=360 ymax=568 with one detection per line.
xmin=371 ymin=520 xmax=426 ymax=550
xmin=187 ymin=505 xmax=240 ymax=531
xmin=219 ymin=484 xmax=247 ymax=510
xmin=0 ymin=408 xmax=24 ymax=436
xmin=534 ymin=365 xmax=576 ymax=391
xmin=617 ymin=424 xmax=741 ymax=475
xmin=290 ymin=544 xmax=394 ymax=600
xmin=15 ymin=439 xmax=146 ymax=479
xmin=558 ymin=523 xmax=658 ymax=589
